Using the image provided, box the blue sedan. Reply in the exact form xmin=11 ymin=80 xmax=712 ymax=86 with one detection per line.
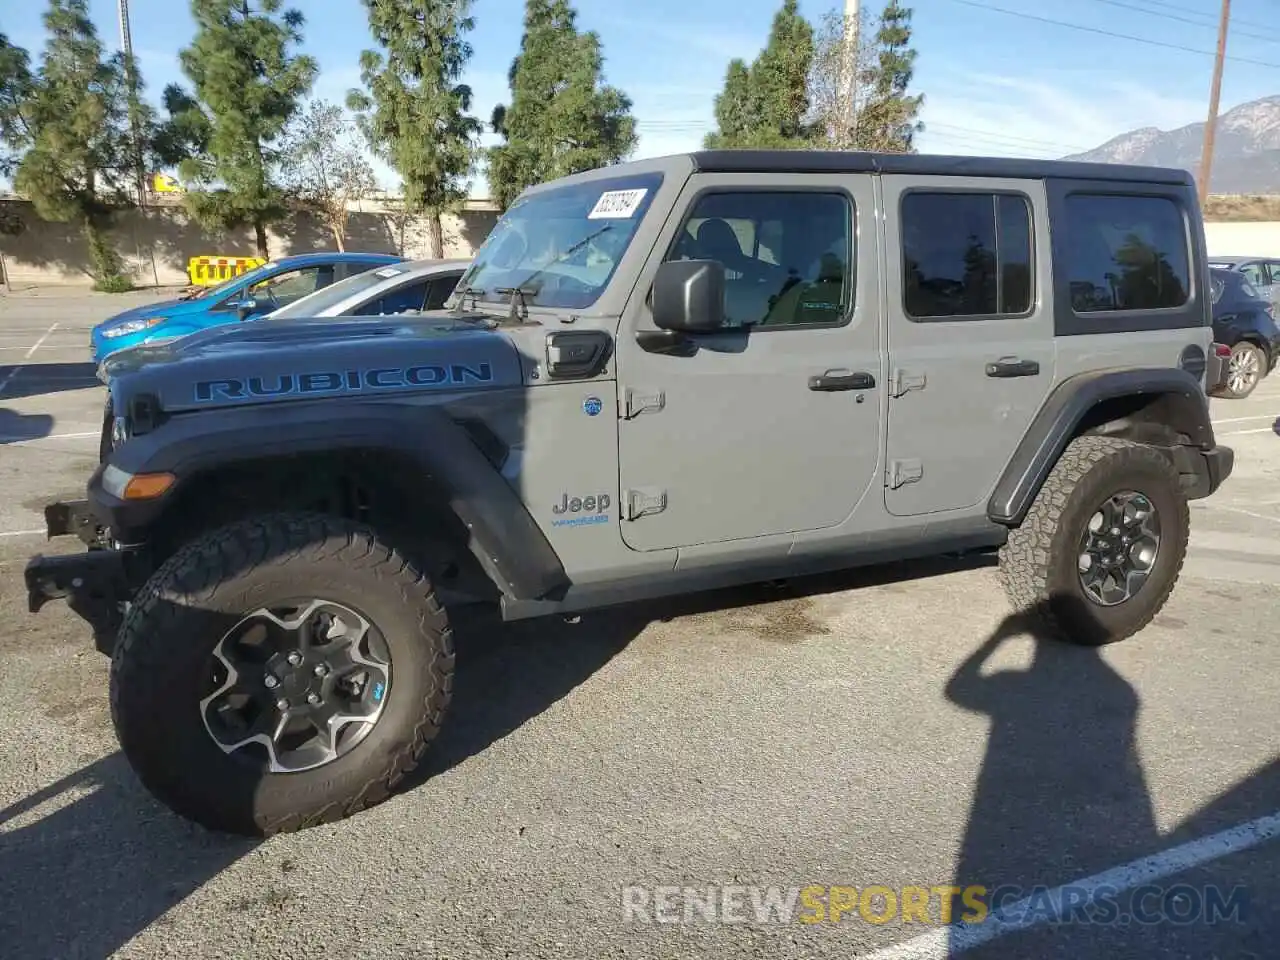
xmin=90 ymin=251 xmax=405 ymax=364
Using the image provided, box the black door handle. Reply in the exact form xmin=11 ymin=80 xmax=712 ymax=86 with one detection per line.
xmin=985 ymin=357 xmax=1040 ymax=378
xmin=808 ymin=370 xmax=876 ymax=391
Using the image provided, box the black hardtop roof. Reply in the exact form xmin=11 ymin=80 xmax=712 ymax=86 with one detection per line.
xmin=688 ymin=149 xmax=1195 ymax=186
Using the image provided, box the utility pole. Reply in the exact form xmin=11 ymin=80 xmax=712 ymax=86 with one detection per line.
xmin=117 ymin=0 xmax=147 ymax=208
xmin=840 ymin=0 xmax=860 ymax=146
xmin=1198 ymin=0 xmax=1231 ymax=205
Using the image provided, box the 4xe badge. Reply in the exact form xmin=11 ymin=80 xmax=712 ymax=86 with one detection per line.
xmin=552 ymin=491 xmax=611 ymax=528
xmin=583 ymin=395 xmax=603 ymax=417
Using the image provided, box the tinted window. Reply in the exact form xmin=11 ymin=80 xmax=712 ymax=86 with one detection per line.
xmin=666 ymin=192 xmax=853 ymax=328
xmin=1063 ymin=195 xmax=1189 ymax=312
xmin=901 ymin=192 xmax=1033 ymax=319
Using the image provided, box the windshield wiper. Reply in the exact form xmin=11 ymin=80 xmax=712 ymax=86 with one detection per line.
xmin=495 ymin=285 xmax=533 ymax=322
xmin=450 ymin=284 xmax=485 ymax=314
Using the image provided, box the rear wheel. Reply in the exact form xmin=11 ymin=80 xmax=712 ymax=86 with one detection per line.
xmin=109 ymin=513 xmax=454 ymax=835
xmin=997 ymin=436 xmax=1188 ymax=646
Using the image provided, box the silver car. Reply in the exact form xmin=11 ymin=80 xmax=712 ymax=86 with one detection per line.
xmin=266 ymin=257 xmax=470 ymax=320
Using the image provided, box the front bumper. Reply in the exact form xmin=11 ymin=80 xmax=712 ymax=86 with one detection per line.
xmin=24 ymin=500 xmax=141 ymax=655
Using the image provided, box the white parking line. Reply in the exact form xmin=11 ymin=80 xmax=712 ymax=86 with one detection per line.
xmin=0 ymin=529 xmax=43 ymax=539
xmin=863 ymin=810 xmax=1280 ymax=959
xmin=1212 ymin=414 xmax=1277 ymax=425
xmin=0 ymin=322 xmax=58 ymax=397
xmin=0 ymin=430 xmax=99 ymax=444
xmin=1219 ymin=427 xmax=1277 ymax=436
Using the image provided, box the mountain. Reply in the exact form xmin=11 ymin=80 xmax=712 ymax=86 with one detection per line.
xmin=1062 ymin=95 xmax=1280 ymax=194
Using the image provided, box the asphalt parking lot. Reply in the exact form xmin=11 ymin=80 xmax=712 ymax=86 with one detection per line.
xmin=1 ymin=288 xmax=1278 ymax=960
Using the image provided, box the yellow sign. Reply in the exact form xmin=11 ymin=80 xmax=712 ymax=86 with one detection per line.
xmin=152 ymin=172 xmax=181 ymax=193
xmin=186 ymin=255 xmax=267 ymax=286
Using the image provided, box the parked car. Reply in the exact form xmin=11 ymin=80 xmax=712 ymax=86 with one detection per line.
xmin=1207 ymin=255 xmax=1280 ymax=304
xmin=1209 ymin=266 xmax=1280 ymax=399
xmin=89 ymin=251 xmax=405 ymax=366
xmin=265 ymin=257 xmax=469 ymax=321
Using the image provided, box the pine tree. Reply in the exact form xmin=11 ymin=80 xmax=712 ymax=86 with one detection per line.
xmin=348 ymin=0 xmax=483 ymax=258
xmin=9 ymin=1 xmax=143 ymax=289
xmin=703 ymin=0 xmax=814 ymax=149
xmin=486 ymin=0 xmax=637 ymax=210
xmin=857 ymin=1 xmax=924 ymax=152
xmin=156 ymin=0 xmax=317 ymax=258
xmin=703 ymin=60 xmax=753 ymax=149
xmin=0 ymin=33 xmax=34 ymax=179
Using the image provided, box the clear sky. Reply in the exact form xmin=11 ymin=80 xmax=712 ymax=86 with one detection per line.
xmin=6 ymin=0 xmax=1280 ymax=198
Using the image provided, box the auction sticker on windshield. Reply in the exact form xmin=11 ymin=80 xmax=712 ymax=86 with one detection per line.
xmin=588 ymin=189 xmax=648 ymax=220
xmin=374 ymin=267 xmax=405 ymax=278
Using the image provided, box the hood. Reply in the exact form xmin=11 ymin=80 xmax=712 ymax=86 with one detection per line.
xmin=106 ymin=312 xmax=527 ymax=415
xmin=98 ymin=296 xmax=206 ymax=328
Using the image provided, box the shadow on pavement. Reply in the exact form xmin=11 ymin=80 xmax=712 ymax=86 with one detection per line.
xmin=946 ymin=600 xmax=1279 ymax=959
xmin=0 ymin=754 xmax=256 ymax=960
xmin=0 ymin=362 xmax=100 ymax=400
xmin=410 ymin=551 xmax=999 ymax=785
xmin=0 ymin=408 xmax=53 ymax=443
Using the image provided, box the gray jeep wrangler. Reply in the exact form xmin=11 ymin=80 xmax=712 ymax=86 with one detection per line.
xmin=25 ymin=150 xmax=1234 ymax=835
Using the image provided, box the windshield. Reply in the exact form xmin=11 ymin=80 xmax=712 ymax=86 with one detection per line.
xmin=455 ymin=171 xmax=664 ymax=310
xmin=269 ymin=264 xmax=407 ymax=318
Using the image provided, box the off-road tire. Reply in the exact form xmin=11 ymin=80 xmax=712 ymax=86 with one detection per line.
xmin=997 ymin=435 xmax=1189 ymax=646
xmin=109 ymin=512 xmax=454 ymax=836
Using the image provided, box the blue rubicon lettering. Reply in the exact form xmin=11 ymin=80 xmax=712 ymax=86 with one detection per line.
xmin=191 ymin=361 xmax=495 ymax=402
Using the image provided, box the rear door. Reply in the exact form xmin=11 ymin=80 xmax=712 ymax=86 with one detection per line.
xmin=881 ymin=176 xmax=1055 ymax=516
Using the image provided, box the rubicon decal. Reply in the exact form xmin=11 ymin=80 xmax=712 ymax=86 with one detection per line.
xmin=193 ymin=363 xmax=495 ymax=403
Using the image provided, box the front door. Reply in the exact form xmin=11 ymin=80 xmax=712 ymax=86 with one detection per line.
xmin=616 ymin=173 xmax=883 ymax=552
xmin=881 ymin=175 xmax=1055 ymax=517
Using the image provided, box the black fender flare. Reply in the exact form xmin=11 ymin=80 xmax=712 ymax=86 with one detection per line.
xmin=987 ymin=367 xmax=1217 ymax=526
xmin=92 ymin=401 xmax=570 ymax=602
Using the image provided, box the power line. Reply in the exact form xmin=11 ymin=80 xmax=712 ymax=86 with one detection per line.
xmin=1080 ymin=0 xmax=1277 ymax=45
xmin=1138 ymin=0 xmax=1267 ymax=31
xmin=940 ymin=0 xmax=1280 ymax=69
xmin=922 ymin=121 xmax=1091 ymax=153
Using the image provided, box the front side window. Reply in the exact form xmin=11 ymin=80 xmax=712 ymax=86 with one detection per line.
xmin=1062 ymin=194 xmax=1190 ymax=313
xmin=901 ymin=191 xmax=1034 ymax=319
xmin=249 ymin=265 xmax=333 ymax=308
xmin=666 ymin=191 xmax=853 ymax=329
xmin=456 ymin=172 xmax=664 ymax=310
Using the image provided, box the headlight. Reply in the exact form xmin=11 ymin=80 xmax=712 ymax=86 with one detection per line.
xmin=102 ymin=316 xmax=166 ymax=338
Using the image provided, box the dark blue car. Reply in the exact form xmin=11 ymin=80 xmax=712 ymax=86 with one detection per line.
xmin=1210 ymin=266 xmax=1280 ymax=399
xmin=90 ymin=251 xmax=405 ymax=366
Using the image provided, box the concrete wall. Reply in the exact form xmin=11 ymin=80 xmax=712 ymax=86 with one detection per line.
xmin=0 ymin=197 xmax=500 ymax=288
xmin=1203 ymin=221 xmax=1280 ymax=258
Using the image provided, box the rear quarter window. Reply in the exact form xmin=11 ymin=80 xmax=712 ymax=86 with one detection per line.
xmin=1061 ymin=194 xmax=1191 ymax=313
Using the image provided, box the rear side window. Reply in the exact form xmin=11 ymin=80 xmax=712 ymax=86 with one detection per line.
xmin=901 ymin=192 xmax=1033 ymax=319
xmin=1062 ymin=194 xmax=1190 ymax=313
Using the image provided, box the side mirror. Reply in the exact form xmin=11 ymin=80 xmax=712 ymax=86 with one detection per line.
xmin=236 ymin=297 xmax=259 ymax=320
xmin=651 ymin=259 xmax=726 ymax=332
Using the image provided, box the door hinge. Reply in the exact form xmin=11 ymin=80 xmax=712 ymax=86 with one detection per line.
xmin=623 ymin=387 xmax=666 ymax=419
xmin=624 ymin=488 xmax=668 ymax=520
xmin=888 ymin=369 xmax=926 ymax=398
xmin=887 ymin=459 xmax=924 ymax=489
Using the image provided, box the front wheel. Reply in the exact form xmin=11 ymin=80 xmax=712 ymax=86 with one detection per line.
xmin=109 ymin=513 xmax=454 ymax=835
xmin=997 ymin=436 xmax=1189 ymax=646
